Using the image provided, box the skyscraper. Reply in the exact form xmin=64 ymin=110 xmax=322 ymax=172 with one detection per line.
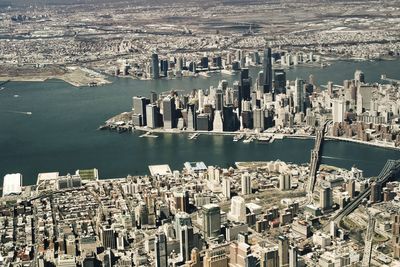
xmin=294 ymin=79 xmax=305 ymax=113
xmin=289 ymin=245 xmax=298 ymax=267
xmin=133 ymin=96 xmax=149 ymax=126
xmin=155 ymin=232 xmax=168 ymax=267
xmin=222 ymin=177 xmax=231 ymax=199
xmin=332 ymin=98 xmax=345 ymax=123
xmin=320 ymin=184 xmax=333 ymax=210
xmin=202 ymin=204 xmax=221 ymax=238
xmin=162 ymin=96 xmax=176 ymax=129
xmin=278 ymin=236 xmax=289 ymax=267
xmin=260 ymin=247 xmax=279 ymax=267
xmin=263 ymin=48 xmax=273 ymax=94
xmin=241 ymin=172 xmax=251 ymax=195
xmin=146 ymin=104 xmax=159 ymax=129
xmin=228 ymin=196 xmax=246 ymax=223
xmin=151 ymin=53 xmax=160 ymax=79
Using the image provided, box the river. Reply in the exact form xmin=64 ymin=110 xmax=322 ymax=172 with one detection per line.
xmin=1 ymin=59 xmax=400 ymax=185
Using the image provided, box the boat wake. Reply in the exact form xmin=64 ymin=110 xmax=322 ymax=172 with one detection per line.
xmin=5 ymin=110 xmax=32 ymax=115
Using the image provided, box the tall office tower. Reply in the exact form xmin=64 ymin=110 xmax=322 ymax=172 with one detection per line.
xmin=215 ymin=89 xmax=224 ymax=111
xmin=174 ymin=190 xmax=189 ymax=212
xmin=162 ymin=96 xmax=176 ymax=129
xmin=176 ymin=57 xmax=184 ymax=71
xmin=289 ymin=245 xmax=298 ymax=267
xmin=354 ymin=70 xmax=365 ymax=84
xmin=175 ymin=211 xmax=192 ymax=236
xmin=161 ymin=60 xmax=168 ymax=77
xmin=257 ymin=71 xmax=264 ymax=92
xmin=150 ymin=91 xmax=158 ymax=104
xmin=151 ymin=53 xmax=160 ymax=79
xmin=229 ymin=196 xmax=246 ymax=223
xmin=347 ymin=179 xmax=355 ymax=198
xmin=278 ymin=236 xmax=289 ymax=267
xmin=201 ymin=56 xmax=209 ymax=69
xmin=100 ymin=225 xmax=116 ymax=249
xmin=223 ymin=105 xmax=237 ymax=132
xmin=254 ymin=51 xmax=260 ymax=64
xmin=146 ymin=104 xmax=158 ymax=129
xmin=219 ymin=80 xmax=228 ymax=91
xmin=239 ymin=69 xmax=252 ymax=114
xmin=198 ymin=90 xmax=205 ymax=111
xmin=236 ymin=49 xmax=243 ymax=62
xmin=327 ymin=81 xmax=334 ymax=96
xmin=241 ymin=172 xmax=251 ymax=195
xmin=263 ymin=48 xmax=273 ymax=94
xmin=155 ymin=232 xmax=168 ymax=267
xmin=260 ymin=247 xmax=279 ymax=267
xmin=222 ymin=177 xmax=231 ymax=199
xmin=274 ymin=69 xmax=286 ymax=94
xmin=332 ymin=98 xmax=346 ymax=123
xmin=66 ymin=235 xmax=76 ymax=256
xmin=203 ymin=244 xmax=229 ymax=267
xmin=294 ymin=79 xmax=305 ymax=113
xmin=320 ymin=185 xmax=333 ymax=210
xmin=370 ymin=182 xmax=382 ymax=203
xmin=254 ymin=108 xmax=265 ymax=131
xmin=202 ymin=204 xmax=221 ymax=238
xmin=132 ymin=96 xmax=149 ymax=126
xmin=187 ymin=104 xmax=196 ymax=130
xmin=392 ymin=215 xmax=400 ymax=259
xmin=213 ymin=111 xmax=224 ymax=132
xmin=179 ymin=225 xmax=194 ymax=262
xmin=279 ymin=174 xmax=291 ymax=191
xmin=197 ymin=114 xmax=210 ymax=131
xmin=230 ymin=242 xmax=255 ymax=267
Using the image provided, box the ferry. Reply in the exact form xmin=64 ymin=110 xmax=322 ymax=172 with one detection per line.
xmin=233 ymin=134 xmax=244 ymax=142
xmin=257 ymin=136 xmax=271 ymax=142
xmin=243 ymin=136 xmax=254 ymax=144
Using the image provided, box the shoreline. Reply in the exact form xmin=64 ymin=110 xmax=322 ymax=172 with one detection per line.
xmin=115 ymin=125 xmax=400 ymax=151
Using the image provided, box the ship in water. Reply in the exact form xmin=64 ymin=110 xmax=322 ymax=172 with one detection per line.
xmin=233 ymin=134 xmax=244 ymax=142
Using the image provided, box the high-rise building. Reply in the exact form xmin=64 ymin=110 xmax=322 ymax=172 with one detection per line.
xmin=294 ymin=79 xmax=305 ymax=113
xmin=228 ymin=196 xmax=246 ymax=223
xmin=203 ymin=244 xmax=229 ymax=267
xmin=347 ymin=179 xmax=355 ymax=198
xmin=278 ymin=236 xmax=289 ymax=267
xmin=173 ymin=191 xmax=189 ymax=213
xmin=239 ymin=68 xmax=252 ymax=114
xmin=187 ymin=104 xmax=196 ymax=130
xmin=151 ymin=53 xmax=160 ymax=79
xmin=155 ymin=232 xmax=168 ymax=267
xmin=274 ymin=69 xmax=286 ymax=94
xmin=253 ymin=108 xmax=265 ymax=131
xmin=241 ymin=172 xmax=251 ymax=195
xmin=260 ymin=247 xmax=279 ymax=267
xmin=215 ymin=89 xmax=224 ymax=111
xmin=289 ymin=245 xmax=298 ymax=267
xmin=66 ymin=235 xmax=76 ymax=256
xmin=279 ymin=174 xmax=291 ymax=191
xmin=263 ymin=48 xmax=273 ymax=94
xmin=162 ymin=96 xmax=176 ymax=129
xmin=222 ymin=177 xmax=231 ymax=199
xmin=202 ymin=204 xmax=221 ymax=238
xmin=213 ymin=111 xmax=224 ymax=132
xmin=100 ymin=225 xmax=116 ymax=250
xmin=370 ymin=182 xmax=382 ymax=203
xmin=354 ymin=70 xmax=365 ymax=84
xmin=320 ymin=185 xmax=333 ymax=211
xmin=146 ymin=104 xmax=159 ymax=129
xmin=197 ymin=113 xmax=210 ymax=131
xmin=332 ymin=98 xmax=345 ymax=123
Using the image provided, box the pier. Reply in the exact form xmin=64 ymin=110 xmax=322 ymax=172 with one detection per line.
xmin=381 ymin=74 xmax=400 ymax=84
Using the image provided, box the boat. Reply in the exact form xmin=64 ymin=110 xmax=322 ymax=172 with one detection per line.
xmin=198 ymin=72 xmax=211 ymax=78
xmin=188 ymin=133 xmax=200 ymax=140
xmin=221 ymin=69 xmax=235 ymax=76
xmin=243 ymin=136 xmax=254 ymax=144
xmin=257 ymin=136 xmax=271 ymax=142
xmin=233 ymin=134 xmax=244 ymax=142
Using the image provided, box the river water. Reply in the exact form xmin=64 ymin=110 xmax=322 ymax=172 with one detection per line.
xmin=1 ymin=59 xmax=400 ymax=185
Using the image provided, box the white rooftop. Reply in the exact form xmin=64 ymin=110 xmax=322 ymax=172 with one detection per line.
xmin=37 ymin=172 xmax=59 ymax=185
xmin=2 ymin=173 xmax=22 ymax=197
xmin=148 ymin=165 xmax=172 ymax=176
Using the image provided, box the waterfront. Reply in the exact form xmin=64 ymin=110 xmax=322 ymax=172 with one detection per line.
xmin=1 ymin=59 xmax=400 ymax=185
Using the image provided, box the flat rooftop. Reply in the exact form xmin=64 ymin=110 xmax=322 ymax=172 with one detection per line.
xmin=148 ymin=164 xmax=172 ymax=176
xmin=3 ymin=173 xmax=22 ymax=197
